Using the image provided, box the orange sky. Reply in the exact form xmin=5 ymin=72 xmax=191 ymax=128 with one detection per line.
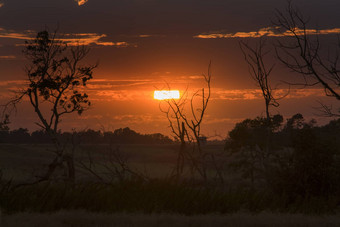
xmin=0 ymin=0 xmax=339 ymax=138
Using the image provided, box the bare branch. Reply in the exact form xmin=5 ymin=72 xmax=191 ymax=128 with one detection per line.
xmin=273 ymin=1 xmax=340 ymax=101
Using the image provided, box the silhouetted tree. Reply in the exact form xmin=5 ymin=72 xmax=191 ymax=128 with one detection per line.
xmin=240 ymin=39 xmax=280 ymax=122
xmin=0 ymin=115 xmax=10 ymax=143
xmin=239 ymin=38 xmax=287 ymax=172
xmin=31 ymin=129 xmax=51 ymax=144
xmin=273 ymin=0 xmax=340 ymax=116
xmin=5 ymin=30 xmax=96 ymax=183
xmin=225 ymin=114 xmax=283 ymax=187
xmin=9 ymin=128 xmax=30 ymax=143
xmin=160 ymin=63 xmax=212 ymax=181
xmin=226 ymin=113 xmax=340 ymax=198
xmin=269 ymin=115 xmax=340 ymax=199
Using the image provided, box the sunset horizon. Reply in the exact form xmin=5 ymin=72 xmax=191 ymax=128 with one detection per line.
xmin=0 ymin=0 xmax=339 ymax=138
xmin=1 ymin=0 xmax=340 ymax=224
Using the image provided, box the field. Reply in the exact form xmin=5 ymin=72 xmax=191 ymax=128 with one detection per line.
xmin=1 ymin=143 xmax=340 ymax=226
xmin=0 ymin=143 xmax=226 ymax=183
xmin=0 ymin=143 xmax=177 ymax=183
xmin=3 ymin=211 xmax=340 ymax=227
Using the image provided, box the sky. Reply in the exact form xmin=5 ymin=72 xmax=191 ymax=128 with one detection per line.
xmin=0 ymin=0 xmax=339 ymax=138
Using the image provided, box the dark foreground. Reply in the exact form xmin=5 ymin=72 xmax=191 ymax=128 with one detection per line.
xmin=2 ymin=211 xmax=340 ymax=227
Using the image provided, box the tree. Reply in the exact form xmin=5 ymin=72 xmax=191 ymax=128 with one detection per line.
xmin=0 ymin=114 xmax=10 ymax=143
xmin=240 ymin=39 xmax=285 ymax=163
xmin=268 ymin=115 xmax=340 ymax=198
xmin=273 ymin=0 xmax=340 ymax=116
xmin=159 ymin=63 xmax=212 ymax=181
xmin=5 ymin=30 xmax=96 ymax=183
xmin=239 ymin=39 xmax=282 ymax=121
xmin=224 ymin=114 xmax=283 ymax=188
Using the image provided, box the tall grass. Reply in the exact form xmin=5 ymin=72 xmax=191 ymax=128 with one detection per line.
xmin=1 ymin=179 xmax=339 ymax=215
xmin=3 ymin=210 xmax=340 ymax=227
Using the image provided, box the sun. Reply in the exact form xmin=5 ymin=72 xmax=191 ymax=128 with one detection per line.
xmin=154 ymin=90 xmax=180 ymax=100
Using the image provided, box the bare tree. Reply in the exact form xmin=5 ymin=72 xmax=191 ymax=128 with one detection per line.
xmin=239 ymin=39 xmax=285 ymax=185
xmin=273 ymin=0 xmax=340 ymax=115
xmin=240 ymin=39 xmax=279 ymax=122
xmin=159 ymin=63 xmax=212 ymax=181
xmin=4 ymin=30 xmax=96 ymax=183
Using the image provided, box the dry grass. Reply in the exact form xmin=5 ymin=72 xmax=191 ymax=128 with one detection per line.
xmin=2 ymin=210 xmax=340 ymax=227
xmin=0 ymin=143 xmax=226 ymax=182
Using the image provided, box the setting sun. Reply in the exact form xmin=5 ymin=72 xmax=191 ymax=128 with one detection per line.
xmin=154 ymin=90 xmax=180 ymax=100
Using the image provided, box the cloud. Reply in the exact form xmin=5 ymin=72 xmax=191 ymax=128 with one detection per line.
xmin=139 ymin=35 xmax=152 ymax=38
xmin=204 ymin=117 xmax=245 ymax=125
xmin=213 ymin=88 xmax=326 ymax=101
xmin=137 ymin=34 xmax=166 ymax=38
xmin=0 ymin=31 xmax=31 ymax=40
xmin=94 ymin=90 xmax=152 ymax=101
xmin=110 ymin=114 xmax=165 ymax=124
xmin=0 ymin=78 xmax=328 ymax=103
xmin=0 ymin=80 xmax=27 ymax=87
xmin=214 ymin=89 xmax=262 ymax=100
xmin=88 ymin=79 xmax=152 ymax=89
xmin=0 ymin=55 xmax=16 ymax=59
xmin=58 ymin=33 xmax=132 ymax=46
xmin=78 ymin=78 xmax=155 ymax=101
xmin=0 ymin=28 xmax=133 ymax=47
xmin=194 ymin=27 xmax=340 ymax=39
xmin=75 ymin=0 xmax=88 ymax=6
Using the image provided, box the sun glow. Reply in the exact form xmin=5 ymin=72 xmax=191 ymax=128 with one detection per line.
xmin=76 ymin=0 xmax=88 ymax=6
xmin=154 ymin=90 xmax=180 ymax=100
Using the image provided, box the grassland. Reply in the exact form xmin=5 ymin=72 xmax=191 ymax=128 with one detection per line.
xmin=2 ymin=211 xmax=340 ymax=227
xmin=1 ymin=143 xmax=340 ymax=226
xmin=0 ymin=143 xmax=225 ymax=183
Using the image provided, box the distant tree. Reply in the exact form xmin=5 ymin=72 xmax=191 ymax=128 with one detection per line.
xmin=269 ymin=115 xmax=340 ymax=198
xmin=273 ymin=1 xmax=340 ymax=116
xmin=225 ymin=114 xmax=283 ymax=188
xmin=31 ymin=129 xmax=51 ymax=144
xmin=79 ymin=129 xmax=103 ymax=144
xmin=226 ymin=113 xmax=340 ymax=197
xmin=285 ymin=113 xmax=305 ymax=130
xmin=0 ymin=114 xmax=10 ymax=131
xmin=5 ymin=30 xmax=96 ymax=183
xmin=0 ymin=114 xmax=10 ymax=143
xmin=9 ymin=128 xmax=30 ymax=143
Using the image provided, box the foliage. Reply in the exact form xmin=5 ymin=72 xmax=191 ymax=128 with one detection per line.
xmin=0 ymin=114 xmax=10 ymax=143
xmin=224 ymin=114 xmax=283 ymax=185
xmin=225 ymin=113 xmax=340 ymax=200
xmin=21 ymin=30 xmax=95 ymax=132
xmin=0 ymin=127 xmax=173 ymax=144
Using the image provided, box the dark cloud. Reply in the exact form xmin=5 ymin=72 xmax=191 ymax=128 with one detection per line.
xmin=0 ymin=0 xmax=338 ymax=36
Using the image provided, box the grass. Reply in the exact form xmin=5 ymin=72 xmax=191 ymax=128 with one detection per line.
xmin=1 ymin=180 xmax=339 ymax=215
xmin=2 ymin=210 xmax=340 ymax=227
xmin=0 ymin=144 xmax=188 ymax=182
xmin=0 ymin=143 xmax=226 ymax=182
xmin=1 ymin=142 xmax=340 ymax=224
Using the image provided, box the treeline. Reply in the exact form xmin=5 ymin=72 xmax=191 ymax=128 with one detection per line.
xmin=0 ymin=127 xmax=173 ymax=144
xmin=225 ymin=113 xmax=340 ymax=199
